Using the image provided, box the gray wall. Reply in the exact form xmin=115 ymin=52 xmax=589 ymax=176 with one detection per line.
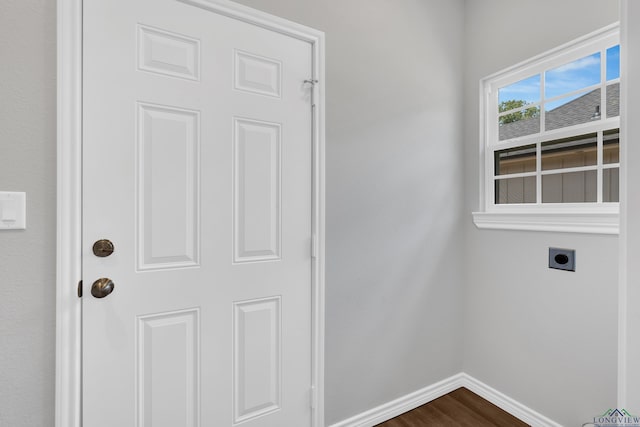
xmin=0 ymin=0 xmax=57 ymax=426
xmin=1 ymin=1 xmax=466 ymax=426
xmin=462 ymin=1 xmax=620 ymax=426
xmin=1 ymin=0 xmax=627 ymax=426
xmin=622 ymin=0 xmax=640 ymax=407
xmin=229 ymin=1 xmax=467 ymax=424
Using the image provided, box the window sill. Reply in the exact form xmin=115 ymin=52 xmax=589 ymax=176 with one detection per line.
xmin=472 ymin=210 xmax=619 ymax=234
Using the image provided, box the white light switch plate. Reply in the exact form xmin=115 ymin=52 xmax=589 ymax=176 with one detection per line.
xmin=0 ymin=192 xmax=26 ymax=229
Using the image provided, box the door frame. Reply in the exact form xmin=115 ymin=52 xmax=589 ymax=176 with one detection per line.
xmin=55 ymin=1 xmax=326 ymax=426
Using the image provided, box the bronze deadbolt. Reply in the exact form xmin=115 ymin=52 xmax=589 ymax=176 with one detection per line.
xmin=93 ymin=239 xmax=115 ymax=257
xmin=91 ymin=278 xmax=115 ymax=298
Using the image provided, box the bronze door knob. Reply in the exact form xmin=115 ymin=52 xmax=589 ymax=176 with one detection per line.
xmin=93 ymin=239 xmax=115 ymax=257
xmin=91 ymin=278 xmax=115 ymax=298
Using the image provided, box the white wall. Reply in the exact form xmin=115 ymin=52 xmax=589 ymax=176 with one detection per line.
xmin=0 ymin=1 xmax=57 ymax=426
xmin=462 ymin=2 xmax=620 ymax=426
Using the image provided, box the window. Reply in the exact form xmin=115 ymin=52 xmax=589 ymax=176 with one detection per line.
xmin=473 ymin=24 xmax=620 ymax=234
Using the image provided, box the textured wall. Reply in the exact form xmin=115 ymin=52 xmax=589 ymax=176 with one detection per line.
xmin=462 ymin=1 xmax=620 ymax=426
xmin=0 ymin=0 xmax=57 ymax=425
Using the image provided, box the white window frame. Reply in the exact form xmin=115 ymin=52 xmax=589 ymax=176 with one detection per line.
xmin=473 ymin=23 xmax=620 ymax=234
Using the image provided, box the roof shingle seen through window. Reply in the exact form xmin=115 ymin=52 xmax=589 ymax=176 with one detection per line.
xmin=498 ymin=83 xmax=619 ymax=141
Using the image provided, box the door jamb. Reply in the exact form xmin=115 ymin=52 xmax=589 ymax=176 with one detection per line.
xmin=55 ymin=1 xmax=326 ymax=426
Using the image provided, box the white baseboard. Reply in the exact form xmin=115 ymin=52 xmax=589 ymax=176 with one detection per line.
xmin=328 ymin=373 xmax=466 ymax=427
xmin=328 ymin=372 xmax=563 ymax=427
xmin=461 ymin=373 xmax=563 ymax=427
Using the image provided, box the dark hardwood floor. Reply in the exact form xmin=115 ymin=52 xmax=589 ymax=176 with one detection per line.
xmin=374 ymin=388 xmax=530 ymax=427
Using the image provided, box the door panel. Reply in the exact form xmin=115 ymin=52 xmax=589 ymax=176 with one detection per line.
xmin=233 ymin=297 xmax=281 ymax=424
xmin=83 ymin=0 xmax=313 ymax=425
xmin=137 ymin=24 xmax=201 ymax=81
xmin=234 ymin=50 xmax=282 ymax=98
xmin=137 ymin=102 xmax=200 ymax=270
xmin=137 ymin=308 xmax=200 ymax=427
xmin=234 ymin=118 xmax=281 ymax=263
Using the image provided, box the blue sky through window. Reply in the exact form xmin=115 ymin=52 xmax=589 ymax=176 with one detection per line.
xmin=607 ymin=45 xmax=620 ymax=81
xmin=545 ymin=52 xmax=600 ymax=99
xmin=498 ymin=44 xmax=620 ymax=110
xmin=498 ymin=75 xmax=540 ymax=106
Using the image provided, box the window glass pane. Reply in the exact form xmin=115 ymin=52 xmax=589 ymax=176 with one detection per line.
xmin=603 ymin=168 xmax=619 ymax=202
xmin=495 ymin=145 xmax=536 ymax=175
xmin=498 ymin=108 xmax=540 ymax=140
xmin=545 ymin=89 xmax=601 ymax=131
xmin=545 ymin=52 xmax=601 ymax=99
xmin=604 ymin=129 xmax=619 ymax=164
xmin=498 ymin=75 xmax=540 ymax=105
xmin=607 ymin=83 xmax=620 ymax=118
xmin=542 ymin=170 xmax=597 ymax=203
xmin=495 ymin=176 xmax=536 ymax=204
xmin=607 ymin=45 xmax=620 ymax=81
xmin=541 ymin=133 xmax=597 ymax=171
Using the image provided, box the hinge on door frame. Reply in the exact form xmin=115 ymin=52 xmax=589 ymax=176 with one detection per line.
xmin=311 ymin=234 xmax=318 ymax=259
xmin=310 ymin=385 xmax=317 ymax=409
xmin=304 ymin=79 xmax=319 ymax=109
xmin=77 ymin=280 xmax=83 ymax=298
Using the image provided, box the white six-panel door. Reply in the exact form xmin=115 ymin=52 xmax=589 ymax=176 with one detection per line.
xmin=82 ymin=0 xmax=313 ymax=425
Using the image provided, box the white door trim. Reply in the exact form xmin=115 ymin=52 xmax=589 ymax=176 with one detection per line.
xmin=55 ymin=1 xmax=326 ymax=426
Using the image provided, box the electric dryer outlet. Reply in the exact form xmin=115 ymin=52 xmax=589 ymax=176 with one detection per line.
xmin=549 ymin=248 xmax=576 ymax=271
